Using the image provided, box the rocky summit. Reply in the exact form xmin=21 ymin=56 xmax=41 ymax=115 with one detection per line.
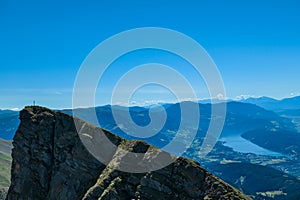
xmin=6 ymin=106 xmax=250 ymax=200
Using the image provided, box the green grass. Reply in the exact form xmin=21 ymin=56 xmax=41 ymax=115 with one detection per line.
xmin=0 ymin=152 xmax=11 ymax=188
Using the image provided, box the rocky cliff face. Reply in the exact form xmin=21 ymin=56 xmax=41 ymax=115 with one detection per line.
xmin=6 ymin=106 xmax=250 ymax=200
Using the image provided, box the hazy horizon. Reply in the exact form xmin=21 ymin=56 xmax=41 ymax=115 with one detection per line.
xmin=1 ymin=94 xmax=299 ymax=111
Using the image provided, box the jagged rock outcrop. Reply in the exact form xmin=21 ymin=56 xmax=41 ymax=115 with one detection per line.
xmin=7 ymin=106 xmax=250 ymax=200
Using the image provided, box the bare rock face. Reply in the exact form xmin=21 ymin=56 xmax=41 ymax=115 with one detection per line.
xmin=6 ymin=106 xmax=250 ymax=200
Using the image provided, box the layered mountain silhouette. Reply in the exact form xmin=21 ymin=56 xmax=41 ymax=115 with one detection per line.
xmin=6 ymin=106 xmax=250 ymax=200
xmin=241 ymin=96 xmax=300 ymax=111
xmin=62 ymin=101 xmax=295 ymax=144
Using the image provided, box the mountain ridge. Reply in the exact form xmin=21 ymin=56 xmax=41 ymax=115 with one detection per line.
xmin=6 ymin=106 xmax=250 ymax=200
xmin=240 ymin=96 xmax=300 ymax=111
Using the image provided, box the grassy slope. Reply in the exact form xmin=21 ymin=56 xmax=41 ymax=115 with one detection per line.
xmin=0 ymin=140 xmax=12 ymax=188
xmin=0 ymin=153 xmax=11 ymax=187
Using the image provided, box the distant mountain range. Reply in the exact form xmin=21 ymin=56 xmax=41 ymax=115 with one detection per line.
xmin=1 ymin=96 xmax=300 ymax=199
xmin=239 ymin=96 xmax=300 ymax=112
xmin=198 ymin=95 xmax=300 ymax=111
xmin=1 ymin=97 xmax=299 ymax=144
xmin=61 ymin=101 xmax=295 ymax=149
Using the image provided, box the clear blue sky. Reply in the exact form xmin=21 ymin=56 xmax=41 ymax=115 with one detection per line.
xmin=1 ymin=0 xmax=300 ymax=109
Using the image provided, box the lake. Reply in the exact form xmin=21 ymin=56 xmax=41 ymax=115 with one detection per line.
xmin=220 ymin=135 xmax=285 ymax=157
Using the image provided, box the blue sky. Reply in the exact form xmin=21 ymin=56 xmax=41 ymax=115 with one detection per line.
xmin=0 ymin=0 xmax=300 ymax=109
